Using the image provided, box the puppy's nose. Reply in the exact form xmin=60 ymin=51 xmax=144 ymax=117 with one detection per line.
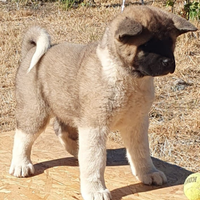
xmin=161 ymin=58 xmax=175 ymax=73
xmin=162 ymin=58 xmax=171 ymax=66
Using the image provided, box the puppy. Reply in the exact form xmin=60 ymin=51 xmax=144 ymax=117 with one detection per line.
xmin=10 ymin=5 xmax=197 ymax=200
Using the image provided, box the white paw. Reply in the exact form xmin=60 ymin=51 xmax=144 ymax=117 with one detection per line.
xmin=137 ymin=170 xmax=167 ymax=186
xmin=9 ymin=162 xmax=35 ymax=177
xmin=82 ymin=189 xmax=112 ymax=200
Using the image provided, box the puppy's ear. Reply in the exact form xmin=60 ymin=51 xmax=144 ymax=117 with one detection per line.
xmin=171 ymin=14 xmax=197 ymax=35
xmin=115 ymin=17 xmax=142 ymax=42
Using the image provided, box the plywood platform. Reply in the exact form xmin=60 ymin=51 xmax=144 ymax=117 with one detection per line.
xmin=0 ymin=126 xmax=191 ymax=200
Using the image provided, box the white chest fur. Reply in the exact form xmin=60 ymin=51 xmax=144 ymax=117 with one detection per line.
xmin=96 ymin=45 xmax=155 ymax=130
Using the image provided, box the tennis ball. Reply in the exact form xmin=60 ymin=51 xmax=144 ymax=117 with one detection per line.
xmin=184 ymin=173 xmax=200 ymax=200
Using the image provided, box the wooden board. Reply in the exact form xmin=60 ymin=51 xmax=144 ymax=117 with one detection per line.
xmin=0 ymin=126 xmax=192 ymax=200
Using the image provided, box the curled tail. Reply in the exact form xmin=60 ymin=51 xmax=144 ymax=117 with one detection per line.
xmin=22 ymin=26 xmax=51 ymax=73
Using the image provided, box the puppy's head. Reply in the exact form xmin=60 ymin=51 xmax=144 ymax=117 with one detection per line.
xmin=104 ymin=6 xmax=197 ymax=77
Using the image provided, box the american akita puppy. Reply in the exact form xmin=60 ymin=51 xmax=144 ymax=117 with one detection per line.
xmin=10 ymin=5 xmax=197 ymax=200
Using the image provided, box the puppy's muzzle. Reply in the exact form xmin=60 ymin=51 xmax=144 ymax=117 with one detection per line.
xmin=135 ymin=54 xmax=176 ymax=77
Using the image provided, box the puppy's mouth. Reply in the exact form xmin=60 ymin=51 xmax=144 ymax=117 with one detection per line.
xmin=130 ymin=70 xmax=146 ymax=78
xmin=131 ymin=69 xmax=174 ymax=78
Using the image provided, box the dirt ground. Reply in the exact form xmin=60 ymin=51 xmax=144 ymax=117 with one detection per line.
xmin=0 ymin=0 xmax=200 ymax=174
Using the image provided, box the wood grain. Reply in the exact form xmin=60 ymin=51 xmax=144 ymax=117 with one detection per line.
xmin=0 ymin=126 xmax=191 ymax=200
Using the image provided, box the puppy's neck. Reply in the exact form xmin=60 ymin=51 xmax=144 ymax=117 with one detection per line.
xmin=96 ymin=44 xmax=153 ymax=86
xmin=96 ymin=45 xmax=124 ymax=83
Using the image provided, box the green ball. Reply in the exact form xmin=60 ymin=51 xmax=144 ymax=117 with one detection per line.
xmin=184 ymin=173 xmax=200 ymax=200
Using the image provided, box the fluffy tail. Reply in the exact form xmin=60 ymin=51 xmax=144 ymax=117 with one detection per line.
xmin=21 ymin=26 xmax=51 ymax=73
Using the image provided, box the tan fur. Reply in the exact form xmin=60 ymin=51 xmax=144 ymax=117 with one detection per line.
xmin=10 ymin=5 xmax=197 ymax=200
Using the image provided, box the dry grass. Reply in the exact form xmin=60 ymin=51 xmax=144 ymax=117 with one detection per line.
xmin=0 ymin=0 xmax=199 ymax=172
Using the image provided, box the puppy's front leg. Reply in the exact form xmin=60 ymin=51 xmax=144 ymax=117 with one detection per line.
xmin=120 ymin=116 xmax=167 ymax=186
xmin=78 ymin=127 xmax=111 ymax=200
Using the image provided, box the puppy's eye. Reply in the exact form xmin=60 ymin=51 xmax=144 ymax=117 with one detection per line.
xmin=140 ymin=42 xmax=149 ymax=50
xmin=141 ymin=38 xmax=155 ymax=48
xmin=141 ymin=40 xmax=151 ymax=48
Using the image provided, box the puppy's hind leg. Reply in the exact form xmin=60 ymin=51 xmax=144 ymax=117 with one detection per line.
xmin=54 ymin=118 xmax=78 ymax=158
xmin=9 ymin=128 xmax=44 ymax=177
xmin=10 ymin=114 xmax=50 ymax=177
xmin=9 ymin=94 xmax=50 ymax=177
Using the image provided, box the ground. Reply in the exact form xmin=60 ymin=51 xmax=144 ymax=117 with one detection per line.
xmin=0 ymin=126 xmax=192 ymax=199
